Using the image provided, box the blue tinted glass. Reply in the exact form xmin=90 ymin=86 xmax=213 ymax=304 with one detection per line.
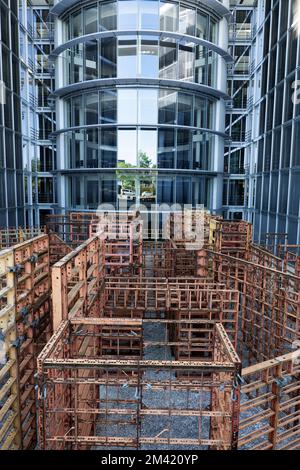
xmin=119 ymin=1 xmax=138 ymax=29
xmin=140 ymin=0 xmax=159 ymax=29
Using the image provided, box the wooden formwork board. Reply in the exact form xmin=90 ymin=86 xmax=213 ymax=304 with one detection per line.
xmin=37 ymin=322 xmax=241 ymax=450
xmin=0 ymin=234 xmax=52 ymax=450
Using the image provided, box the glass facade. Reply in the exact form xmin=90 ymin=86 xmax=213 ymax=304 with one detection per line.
xmin=18 ymin=1 xmax=56 ymax=227
xmin=61 ymin=38 xmax=222 ymax=88
xmin=246 ymin=0 xmax=300 ymax=245
xmin=52 ymin=0 xmax=229 ymax=211
xmin=63 ymin=1 xmax=218 ymax=41
xmin=0 ymin=0 xmax=24 ymax=227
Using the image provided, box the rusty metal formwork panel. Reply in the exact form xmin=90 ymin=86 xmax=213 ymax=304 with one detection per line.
xmin=37 ymin=322 xmax=241 ymax=450
xmin=48 ymin=233 xmax=72 ymax=266
xmin=46 ymin=213 xmax=97 ymax=249
xmin=0 ymin=248 xmax=21 ymax=450
xmin=93 ymin=277 xmax=238 ymax=363
xmin=168 ymin=284 xmax=239 ymax=361
xmin=260 ymin=233 xmax=288 ymax=253
xmin=0 ymin=234 xmax=52 ymax=450
xmin=247 ymin=244 xmax=284 ymax=271
xmin=209 ymin=220 xmax=253 ymax=257
xmin=277 ymin=245 xmax=300 ymax=277
xmin=102 ymin=221 xmax=143 ymax=277
xmin=238 ymin=350 xmax=300 ymax=450
xmin=0 ymin=227 xmax=44 ymax=250
xmin=210 ymin=251 xmax=300 ymax=365
xmin=51 ymin=235 xmax=105 ymax=330
xmin=142 ymin=240 xmax=174 ymax=278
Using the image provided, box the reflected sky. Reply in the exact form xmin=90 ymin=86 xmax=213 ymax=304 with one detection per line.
xmin=117 ymin=129 xmax=157 ymax=166
xmin=294 ymin=0 xmax=300 ymax=36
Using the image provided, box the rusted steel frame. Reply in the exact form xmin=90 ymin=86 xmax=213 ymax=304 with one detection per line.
xmin=238 ymin=349 xmax=300 ymax=450
xmin=211 ymin=324 xmax=241 ymax=449
xmin=208 ymin=249 xmax=300 ymax=362
xmin=0 ymin=227 xmax=44 ymax=250
xmin=0 ymin=248 xmax=22 ymax=450
xmin=249 ymin=244 xmax=284 ymax=271
xmin=52 ymin=234 xmax=104 ymax=328
xmin=48 ymin=232 xmax=72 ymax=265
xmin=43 ymin=357 xmax=236 ymax=372
xmin=38 ymin=324 xmax=238 ymax=450
xmin=12 ymin=235 xmax=51 ymax=449
xmin=0 ymin=235 xmax=51 ymax=450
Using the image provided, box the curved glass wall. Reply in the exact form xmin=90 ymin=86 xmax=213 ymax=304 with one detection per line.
xmin=55 ymin=0 xmax=227 ymax=210
xmin=68 ymin=173 xmax=211 ymax=209
xmin=61 ymin=37 xmax=223 ymax=88
xmin=63 ymin=126 xmax=215 ymax=170
xmin=63 ymin=1 xmax=218 ymax=43
xmin=64 ymin=88 xmax=214 ymax=128
xmin=62 ymin=87 xmax=216 ymax=171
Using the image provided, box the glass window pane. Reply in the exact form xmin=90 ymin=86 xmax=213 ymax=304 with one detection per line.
xmin=178 ymin=93 xmax=193 ymax=126
xmin=196 ymin=12 xmax=207 ymax=39
xmin=119 ymin=1 xmax=138 ymax=29
xmin=100 ymin=2 xmax=117 ymax=30
xmin=176 ymin=177 xmax=190 ymax=204
xmin=87 ymin=179 xmax=99 ymax=208
xmin=101 ymin=90 xmax=117 ymax=123
xmin=195 ymin=45 xmax=207 ymax=84
xmin=101 ymin=38 xmax=117 ymax=78
xmin=158 ymin=129 xmax=175 ymax=168
xmin=101 ymin=179 xmax=116 ymax=203
xmin=74 ymin=130 xmax=85 ymax=167
xmin=73 ymin=10 xmax=83 ymax=37
xmin=118 ymin=89 xmax=138 ymax=123
xmin=138 ymin=129 xmax=157 ymax=166
xmin=72 ymin=44 xmax=84 ymax=83
xmin=140 ymin=175 xmax=156 ymax=205
xmin=177 ymin=130 xmax=191 ymax=169
xmin=86 ymin=129 xmax=99 ymax=168
xmin=101 ymin=128 xmax=117 ymax=167
xmin=194 ymin=96 xmax=206 ymax=128
xmin=159 ymin=39 xmax=177 ymax=79
xmin=141 ymin=0 xmax=159 ymax=29
xmin=85 ymin=41 xmax=98 ymax=80
xmin=118 ymin=129 xmax=137 ymax=165
xmin=138 ymin=89 xmax=158 ymax=124
xmin=73 ymin=95 xmax=84 ymax=126
xmin=179 ymin=7 xmax=195 ymax=36
xmin=210 ymin=20 xmax=218 ymax=43
xmin=157 ymin=178 xmax=173 ymax=203
xmin=179 ymin=43 xmax=194 ymax=81
xmin=160 ymin=2 xmax=178 ymax=32
xmin=140 ymin=39 xmax=158 ymax=77
xmin=85 ymin=93 xmax=98 ymax=125
xmin=118 ymin=39 xmax=137 ymax=77
xmin=158 ymin=90 xmax=176 ymax=124
xmin=84 ymin=5 xmax=98 ymax=34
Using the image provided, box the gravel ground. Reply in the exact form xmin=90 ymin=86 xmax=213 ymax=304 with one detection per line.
xmin=95 ymin=322 xmax=211 ymax=450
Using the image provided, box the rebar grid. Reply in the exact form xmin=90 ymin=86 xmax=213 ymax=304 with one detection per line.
xmin=37 ymin=322 xmax=241 ymax=450
xmin=2 ymin=213 xmax=300 ymax=451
